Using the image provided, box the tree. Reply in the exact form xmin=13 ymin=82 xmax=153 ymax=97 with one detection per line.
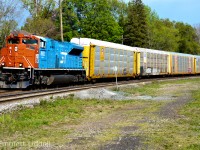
xmin=59 ymin=0 xmax=81 ymax=41
xmin=0 ymin=21 xmax=18 ymax=48
xmin=21 ymin=0 xmax=57 ymax=38
xmin=175 ymin=22 xmax=200 ymax=54
xmin=60 ymin=0 xmax=122 ymax=42
xmin=123 ymin=0 xmax=148 ymax=47
xmin=22 ymin=17 xmax=56 ymax=37
xmin=21 ymin=0 xmax=56 ymax=18
xmin=146 ymin=7 xmax=180 ymax=52
xmin=82 ymin=0 xmax=122 ymax=43
xmin=195 ymin=24 xmax=200 ymax=45
xmin=110 ymin=0 xmax=128 ymax=44
xmin=0 ymin=0 xmax=23 ymax=48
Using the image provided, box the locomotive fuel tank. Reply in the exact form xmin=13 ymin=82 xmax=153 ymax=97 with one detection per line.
xmin=46 ymin=75 xmax=76 ymax=85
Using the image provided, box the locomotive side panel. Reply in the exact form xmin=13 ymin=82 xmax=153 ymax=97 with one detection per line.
xmin=38 ymin=38 xmax=57 ymax=69
xmin=37 ymin=37 xmax=84 ymax=69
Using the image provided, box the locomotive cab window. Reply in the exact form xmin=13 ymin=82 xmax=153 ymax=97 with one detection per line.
xmin=8 ymin=38 xmax=20 ymax=44
xmin=22 ymin=39 xmax=38 ymax=45
xmin=40 ymin=40 xmax=46 ymax=48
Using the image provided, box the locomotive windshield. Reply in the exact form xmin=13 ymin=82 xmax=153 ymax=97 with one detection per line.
xmin=22 ymin=39 xmax=38 ymax=45
xmin=8 ymin=38 xmax=20 ymax=44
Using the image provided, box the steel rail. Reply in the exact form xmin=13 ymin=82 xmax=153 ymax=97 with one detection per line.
xmin=0 ymin=76 xmax=199 ymax=103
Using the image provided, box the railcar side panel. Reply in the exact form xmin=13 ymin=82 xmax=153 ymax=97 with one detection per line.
xmin=168 ymin=54 xmax=171 ymax=74
xmin=171 ymin=53 xmax=194 ymax=74
xmin=195 ymin=56 xmax=200 ymax=73
xmin=135 ymin=52 xmax=141 ymax=75
xmin=87 ymin=45 xmax=136 ymax=80
xmin=139 ymin=50 xmax=169 ymax=76
xmin=82 ymin=46 xmax=90 ymax=78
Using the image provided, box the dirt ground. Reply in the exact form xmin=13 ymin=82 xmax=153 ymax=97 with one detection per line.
xmin=38 ymin=81 xmax=198 ymax=150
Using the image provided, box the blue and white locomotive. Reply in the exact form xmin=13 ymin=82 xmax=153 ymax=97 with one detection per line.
xmin=0 ymin=31 xmax=86 ymax=88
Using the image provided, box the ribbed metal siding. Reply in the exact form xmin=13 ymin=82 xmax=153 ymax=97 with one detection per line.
xmin=171 ymin=55 xmax=193 ymax=73
xmin=140 ymin=52 xmax=168 ymax=75
xmin=94 ymin=46 xmax=134 ymax=76
xmin=196 ymin=57 xmax=200 ymax=73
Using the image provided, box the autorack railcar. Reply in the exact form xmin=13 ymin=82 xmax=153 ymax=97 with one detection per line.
xmin=71 ymin=38 xmax=141 ymax=82
xmin=138 ymin=48 xmax=170 ymax=76
xmin=170 ymin=52 xmax=195 ymax=75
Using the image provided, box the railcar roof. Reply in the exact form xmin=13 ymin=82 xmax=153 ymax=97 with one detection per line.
xmin=71 ymin=38 xmax=171 ymax=54
xmin=72 ymin=38 xmax=199 ymax=57
xmin=138 ymin=48 xmax=169 ymax=54
xmin=71 ymin=38 xmax=138 ymax=52
xmin=170 ymin=51 xmax=194 ymax=56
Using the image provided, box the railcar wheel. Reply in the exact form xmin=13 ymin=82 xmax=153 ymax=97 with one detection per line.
xmin=91 ymin=79 xmax=96 ymax=84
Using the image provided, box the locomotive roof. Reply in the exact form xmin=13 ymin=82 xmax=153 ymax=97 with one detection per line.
xmin=35 ymin=36 xmax=83 ymax=50
xmin=34 ymin=35 xmax=47 ymax=41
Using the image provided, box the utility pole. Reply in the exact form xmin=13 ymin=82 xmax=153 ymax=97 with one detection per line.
xmin=34 ymin=0 xmax=38 ymax=17
xmin=59 ymin=0 xmax=64 ymax=42
xmin=122 ymin=35 xmax=123 ymax=44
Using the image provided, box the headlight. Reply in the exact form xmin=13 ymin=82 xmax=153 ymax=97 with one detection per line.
xmin=1 ymin=62 xmax=5 ymax=66
xmin=15 ymin=46 xmax=18 ymax=52
xmin=19 ymin=63 xmax=23 ymax=67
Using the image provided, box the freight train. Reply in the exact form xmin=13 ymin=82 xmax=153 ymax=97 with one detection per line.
xmin=0 ymin=31 xmax=200 ymax=88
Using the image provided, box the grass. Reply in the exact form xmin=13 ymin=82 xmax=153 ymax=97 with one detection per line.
xmin=121 ymin=78 xmax=200 ymax=150
xmin=117 ymin=81 xmax=161 ymax=96
xmin=1 ymin=99 xmax=82 ymax=134
xmin=119 ymin=78 xmax=200 ymax=97
xmin=144 ymin=90 xmax=200 ymax=150
xmin=0 ymin=97 xmax=142 ymax=149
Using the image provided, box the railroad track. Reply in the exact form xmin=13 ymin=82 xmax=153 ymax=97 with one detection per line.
xmin=0 ymin=90 xmax=21 ymax=101
xmin=0 ymin=83 xmax=115 ymax=103
xmin=0 ymin=90 xmax=18 ymax=94
xmin=0 ymin=76 xmax=199 ymax=104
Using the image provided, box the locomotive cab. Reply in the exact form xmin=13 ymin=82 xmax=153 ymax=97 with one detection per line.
xmin=0 ymin=31 xmax=39 ymax=88
xmin=0 ymin=31 xmax=39 ymax=68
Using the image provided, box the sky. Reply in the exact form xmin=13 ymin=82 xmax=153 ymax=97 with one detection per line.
xmin=125 ymin=0 xmax=200 ymax=26
xmin=19 ymin=0 xmax=200 ymax=27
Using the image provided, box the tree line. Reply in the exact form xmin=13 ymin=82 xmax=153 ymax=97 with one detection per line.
xmin=1 ymin=0 xmax=200 ymax=54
